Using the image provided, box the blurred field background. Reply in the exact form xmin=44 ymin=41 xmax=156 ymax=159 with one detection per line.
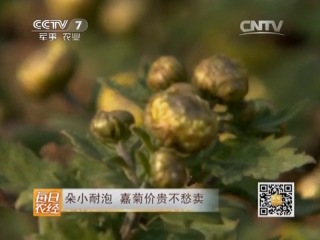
xmin=1 ymin=0 xmax=320 ymax=239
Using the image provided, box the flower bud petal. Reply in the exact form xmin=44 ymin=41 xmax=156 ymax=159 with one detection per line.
xmin=145 ymin=91 xmax=218 ymax=153
xmin=193 ymin=55 xmax=248 ymax=102
xmin=147 ymin=56 xmax=187 ymax=91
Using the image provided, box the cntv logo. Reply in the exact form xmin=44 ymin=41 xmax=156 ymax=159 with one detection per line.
xmin=240 ymin=20 xmax=284 ymax=36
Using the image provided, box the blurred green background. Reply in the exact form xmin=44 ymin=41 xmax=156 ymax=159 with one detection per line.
xmin=1 ymin=0 xmax=320 ymax=239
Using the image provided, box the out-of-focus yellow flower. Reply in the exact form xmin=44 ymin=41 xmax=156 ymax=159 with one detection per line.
xmin=17 ymin=40 xmax=78 ymax=98
xmin=99 ymin=0 xmax=149 ymax=35
xmin=297 ymin=166 xmax=320 ymax=199
xmin=96 ymin=72 xmax=144 ymax=126
xmin=46 ymin=0 xmax=99 ymax=19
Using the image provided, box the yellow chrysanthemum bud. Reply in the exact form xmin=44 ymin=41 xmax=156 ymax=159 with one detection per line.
xmin=145 ymin=91 xmax=218 ymax=153
xmin=165 ymin=82 xmax=200 ymax=96
xmin=147 ymin=56 xmax=187 ymax=91
xmin=90 ymin=110 xmax=134 ymax=143
xmin=17 ymin=41 xmax=78 ymax=98
xmin=192 ymin=55 xmax=248 ymax=102
xmin=150 ymin=148 xmax=189 ymax=188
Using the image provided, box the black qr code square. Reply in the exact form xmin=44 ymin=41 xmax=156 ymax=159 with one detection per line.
xmin=258 ymin=182 xmax=294 ymax=217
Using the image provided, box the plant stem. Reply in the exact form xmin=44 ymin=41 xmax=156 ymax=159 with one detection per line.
xmin=120 ymin=212 xmax=139 ymax=240
xmin=61 ymin=90 xmax=89 ymax=117
xmin=116 ymin=141 xmax=140 ymax=187
xmin=0 ymin=188 xmax=14 ymax=209
xmin=117 ymin=139 xmax=148 ymax=239
xmin=120 ymin=181 xmax=147 ymax=240
xmin=117 ymin=141 xmax=135 ymax=170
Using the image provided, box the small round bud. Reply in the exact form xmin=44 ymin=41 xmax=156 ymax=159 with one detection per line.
xmin=150 ymin=148 xmax=189 ymax=188
xmin=110 ymin=110 xmax=135 ymax=126
xmin=90 ymin=110 xmax=134 ymax=143
xmin=147 ymin=56 xmax=187 ymax=91
xmin=230 ymin=100 xmax=256 ymax=124
xmin=192 ymin=55 xmax=248 ymax=102
xmin=145 ymin=91 xmax=218 ymax=153
xmin=17 ymin=41 xmax=78 ymax=98
xmin=165 ymin=82 xmax=200 ymax=96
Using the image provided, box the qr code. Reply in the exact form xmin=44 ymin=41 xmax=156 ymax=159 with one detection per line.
xmin=258 ymin=182 xmax=294 ymax=217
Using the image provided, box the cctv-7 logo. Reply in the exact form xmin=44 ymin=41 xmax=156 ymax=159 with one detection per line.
xmin=75 ymin=20 xmax=82 ymax=30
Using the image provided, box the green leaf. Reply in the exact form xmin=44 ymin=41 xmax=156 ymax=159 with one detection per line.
xmin=98 ymin=77 xmax=151 ymax=108
xmin=0 ymin=139 xmax=44 ymax=192
xmin=237 ymin=220 xmax=280 ymax=240
xmin=0 ymin=206 xmax=37 ymax=240
xmin=221 ymin=177 xmax=260 ymax=202
xmin=29 ymin=214 xmax=119 ymax=240
xmin=88 ymin=80 xmax=102 ymax=112
xmin=137 ymin=60 xmax=151 ymax=85
xmin=278 ymin=222 xmax=320 ymax=240
xmin=131 ymin=126 xmax=155 ymax=153
xmin=191 ymin=217 xmax=238 ymax=240
xmin=10 ymin=125 xmax=62 ymax=154
xmin=160 ymin=213 xmax=221 ymax=232
xmin=205 ymin=135 xmax=315 ymax=184
xmin=187 ymin=139 xmax=218 ymax=168
xmin=61 ymin=130 xmax=118 ymax=162
xmin=160 ymin=213 xmax=238 ymax=239
xmin=61 ymin=130 xmax=104 ymax=160
xmin=47 ymin=113 xmax=88 ymax=135
xmin=135 ymin=149 xmax=151 ymax=178
xmin=133 ymin=216 xmax=203 ymax=240
xmin=61 ymin=131 xmax=134 ymax=187
xmin=185 ymin=139 xmax=219 ymax=182
xmin=69 ymin=153 xmax=133 ymax=188
xmin=128 ymin=137 xmax=150 ymax=178
xmin=295 ymin=196 xmax=320 ymax=217
xmin=252 ymin=101 xmax=306 ymax=133
xmin=15 ymin=161 xmax=81 ymax=211
xmin=15 ymin=187 xmax=33 ymax=211
xmin=218 ymin=195 xmax=249 ymax=221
